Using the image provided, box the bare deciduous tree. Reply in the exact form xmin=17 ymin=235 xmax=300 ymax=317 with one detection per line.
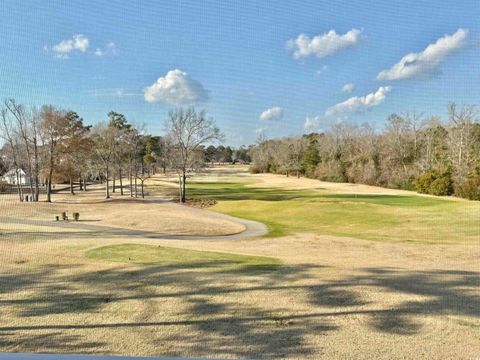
xmin=4 ymin=99 xmax=41 ymax=201
xmin=0 ymin=108 xmax=23 ymax=201
xmin=91 ymin=124 xmax=117 ymax=199
xmin=165 ymin=107 xmax=223 ymax=203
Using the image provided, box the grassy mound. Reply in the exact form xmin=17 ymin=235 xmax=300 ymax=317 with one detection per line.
xmin=87 ymin=244 xmax=281 ymax=274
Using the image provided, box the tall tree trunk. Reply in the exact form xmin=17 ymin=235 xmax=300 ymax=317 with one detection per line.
xmin=83 ymin=176 xmax=87 ymax=191
xmin=46 ymin=142 xmax=54 ymax=203
xmin=46 ymin=169 xmax=53 ymax=202
xmin=181 ymin=173 xmax=186 ymax=203
xmin=134 ymin=176 xmax=138 ymax=198
xmin=46 ymin=178 xmax=52 ymax=203
xmin=70 ymin=177 xmax=75 ymax=195
xmin=33 ymin=140 xmax=40 ymax=201
xmin=112 ymin=172 xmax=116 ymax=193
xmin=105 ymin=166 xmax=110 ymax=199
xmin=141 ymin=180 xmax=144 ymax=198
xmin=178 ymin=175 xmax=183 ymax=202
xmin=134 ymin=158 xmax=138 ymax=197
xmin=15 ymin=170 xmax=23 ymax=202
xmin=119 ymin=168 xmax=124 ymax=195
xmin=129 ymin=169 xmax=133 ymax=197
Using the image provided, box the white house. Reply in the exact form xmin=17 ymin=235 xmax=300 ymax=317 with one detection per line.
xmin=3 ymin=169 xmax=30 ymax=185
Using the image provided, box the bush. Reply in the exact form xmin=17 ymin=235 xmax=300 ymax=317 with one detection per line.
xmin=429 ymin=176 xmax=453 ymax=196
xmin=415 ymin=171 xmax=453 ymax=196
xmin=455 ymin=176 xmax=480 ymax=200
xmin=415 ymin=171 xmax=437 ymax=194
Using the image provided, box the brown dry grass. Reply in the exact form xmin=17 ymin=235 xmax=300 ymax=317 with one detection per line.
xmin=0 ymin=170 xmax=479 ymax=359
xmin=0 ymin=184 xmax=245 ymax=236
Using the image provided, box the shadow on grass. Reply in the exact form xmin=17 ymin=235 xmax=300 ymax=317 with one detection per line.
xmin=150 ymin=181 xmax=448 ymax=207
xmin=0 ymin=260 xmax=478 ymax=357
xmin=151 ymin=181 xmax=319 ymax=201
xmin=0 ymin=332 xmax=105 ymax=354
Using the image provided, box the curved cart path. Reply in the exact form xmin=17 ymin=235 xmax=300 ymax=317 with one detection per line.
xmin=0 ymin=195 xmax=268 ymax=241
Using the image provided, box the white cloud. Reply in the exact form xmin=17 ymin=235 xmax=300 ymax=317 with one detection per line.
xmin=94 ymin=42 xmax=117 ymax=57
xmin=260 ymin=107 xmax=284 ymax=121
xmin=287 ymin=29 xmax=361 ymax=59
xmin=325 ymin=86 xmax=391 ymax=117
xmin=342 ymin=83 xmax=355 ymax=93
xmin=144 ymin=69 xmax=209 ymax=105
xmin=52 ymin=34 xmax=89 ymax=58
xmin=304 ymin=116 xmax=322 ymax=131
xmin=377 ymin=28 xmax=468 ymax=81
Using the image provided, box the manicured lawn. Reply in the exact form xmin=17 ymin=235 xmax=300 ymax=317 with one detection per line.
xmin=171 ymin=180 xmax=480 ymax=243
xmin=87 ymin=243 xmax=281 ymax=273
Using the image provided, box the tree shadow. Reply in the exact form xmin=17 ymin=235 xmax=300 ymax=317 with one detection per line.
xmin=0 ymin=262 xmax=478 ymax=357
xmin=0 ymin=332 xmax=105 ymax=353
xmin=358 ymin=268 xmax=480 ymax=334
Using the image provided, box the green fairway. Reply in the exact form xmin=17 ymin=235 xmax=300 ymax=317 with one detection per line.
xmin=159 ymin=180 xmax=480 ymax=243
xmin=87 ymin=244 xmax=281 ymax=273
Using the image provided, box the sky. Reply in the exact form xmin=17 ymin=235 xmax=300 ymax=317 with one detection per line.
xmin=0 ymin=0 xmax=479 ymax=146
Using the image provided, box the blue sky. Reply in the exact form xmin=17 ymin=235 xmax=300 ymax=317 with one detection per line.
xmin=0 ymin=0 xmax=478 ymax=146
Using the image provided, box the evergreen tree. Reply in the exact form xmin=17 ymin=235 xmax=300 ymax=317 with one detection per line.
xmin=302 ymin=138 xmax=320 ymax=177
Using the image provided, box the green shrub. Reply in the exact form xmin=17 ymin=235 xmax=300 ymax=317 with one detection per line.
xmin=429 ymin=176 xmax=453 ymax=196
xmin=415 ymin=171 xmax=453 ymax=196
xmin=455 ymin=176 xmax=480 ymax=200
xmin=415 ymin=171 xmax=437 ymax=194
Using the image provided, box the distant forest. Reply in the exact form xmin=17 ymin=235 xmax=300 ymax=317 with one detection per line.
xmin=248 ymin=103 xmax=480 ymax=201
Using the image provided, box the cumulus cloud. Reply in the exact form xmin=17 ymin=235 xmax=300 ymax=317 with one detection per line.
xmin=377 ymin=28 xmax=468 ymax=81
xmin=342 ymin=83 xmax=355 ymax=93
xmin=144 ymin=69 xmax=209 ymax=105
xmin=304 ymin=116 xmax=322 ymax=131
xmin=325 ymin=86 xmax=391 ymax=117
xmin=287 ymin=29 xmax=361 ymax=59
xmin=52 ymin=34 xmax=89 ymax=58
xmin=260 ymin=107 xmax=284 ymax=121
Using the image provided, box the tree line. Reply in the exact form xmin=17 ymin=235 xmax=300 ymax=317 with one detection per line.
xmin=0 ymin=102 xmax=224 ymax=203
xmin=249 ymin=103 xmax=480 ymax=200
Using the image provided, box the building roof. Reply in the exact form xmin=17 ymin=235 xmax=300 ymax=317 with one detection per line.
xmin=4 ymin=168 xmax=26 ymax=177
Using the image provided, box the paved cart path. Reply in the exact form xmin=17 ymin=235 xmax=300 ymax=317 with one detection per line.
xmin=0 ymin=195 xmax=267 ymax=241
